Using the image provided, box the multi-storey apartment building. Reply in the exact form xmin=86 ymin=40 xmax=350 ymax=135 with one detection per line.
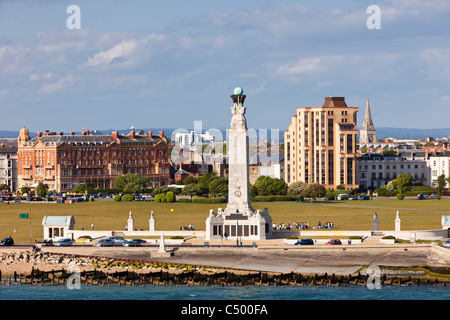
xmin=17 ymin=127 xmax=170 ymax=193
xmin=357 ymin=152 xmax=429 ymax=189
xmin=428 ymin=152 xmax=450 ymax=187
xmin=284 ymin=97 xmax=359 ymax=189
xmin=0 ymin=144 xmax=18 ymax=192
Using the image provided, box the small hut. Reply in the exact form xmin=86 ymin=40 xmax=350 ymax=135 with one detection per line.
xmin=42 ymin=216 xmax=75 ymax=240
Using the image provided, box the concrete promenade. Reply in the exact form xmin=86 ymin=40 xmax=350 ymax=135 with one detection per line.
xmin=41 ymin=239 xmax=449 ymax=276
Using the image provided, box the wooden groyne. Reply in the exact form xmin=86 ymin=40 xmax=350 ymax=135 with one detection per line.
xmin=1 ymin=268 xmax=448 ymax=288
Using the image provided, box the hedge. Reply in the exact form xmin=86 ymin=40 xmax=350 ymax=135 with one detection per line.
xmin=191 ymin=197 xmax=227 ymax=204
xmin=122 ymin=194 xmax=135 ymax=202
xmin=165 ymin=191 xmax=176 ymax=203
xmin=252 ymin=195 xmax=296 ymax=202
xmin=155 ymin=193 xmax=166 ymax=203
xmin=113 ymin=195 xmax=122 ymax=201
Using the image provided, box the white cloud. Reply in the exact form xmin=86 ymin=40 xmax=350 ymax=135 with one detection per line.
xmin=29 ymin=72 xmax=56 ymax=82
xmin=39 ymin=74 xmax=80 ymax=93
xmin=86 ymin=40 xmax=138 ymax=67
xmin=276 ymin=57 xmax=324 ymax=76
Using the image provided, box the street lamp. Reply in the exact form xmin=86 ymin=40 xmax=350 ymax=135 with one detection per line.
xmin=236 ymin=209 xmax=239 ymax=247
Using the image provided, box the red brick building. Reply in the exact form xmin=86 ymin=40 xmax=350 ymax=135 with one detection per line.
xmin=17 ymin=127 xmax=170 ymax=193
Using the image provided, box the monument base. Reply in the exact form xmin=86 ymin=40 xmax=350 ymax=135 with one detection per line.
xmin=205 ymin=207 xmax=272 ymax=241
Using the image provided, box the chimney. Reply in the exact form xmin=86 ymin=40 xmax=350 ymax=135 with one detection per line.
xmin=158 ymin=131 xmax=164 ymax=138
xmin=58 ymin=132 xmax=64 ymax=136
xmin=37 ymin=132 xmax=43 ymax=138
xmin=112 ymin=131 xmax=119 ymax=140
xmin=130 ymin=128 xmax=135 ymax=139
xmin=44 ymin=130 xmax=49 ymax=136
xmin=148 ymin=131 xmax=153 ymax=138
xmin=81 ymin=130 xmax=88 ymax=136
xmin=70 ymin=132 xmax=75 ymax=136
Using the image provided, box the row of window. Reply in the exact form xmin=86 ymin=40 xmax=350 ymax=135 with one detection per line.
xmin=358 ymin=163 xmax=425 ymax=170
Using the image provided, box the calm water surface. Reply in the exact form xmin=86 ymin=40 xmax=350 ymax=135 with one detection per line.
xmin=0 ymin=283 xmax=448 ymax=300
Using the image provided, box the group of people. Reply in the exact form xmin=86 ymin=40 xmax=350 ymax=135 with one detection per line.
xmin=316 ymin=221 xmax=334 ymax=229
xmin=273 ymin=222 xmax=295 ymax=230
xmin=273 ymin=220 xmax=335 ymax=230
xmin=179 ymin=224 xmax=195 ymax=231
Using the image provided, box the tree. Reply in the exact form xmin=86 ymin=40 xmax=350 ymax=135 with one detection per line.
xmin=114 ymin=173 xmax=149 ymax=194
xmin=182 ymin=184 xmax=208 ymax=199
xmin=300 ymin=183 xmax=326 ymax=202
xmin=74 ymin=183 xmax=95 ymax=194
xmin=208 ymin=178 xmax=228 ymax=197
xmin=20 ymin=186 xmax=31 ymax=196
xmin=386 ymin=181 xmax=395 ymax=193
xmin=165 ymin=191 xmax=176 ymax=203
xmin=392 ymin=173 xmax=413 ymax=200
xmin=36 ymin=183 xmax=48 ymax=197
xmin=197 ymin=172 xmax=218 ymax=186
xmin=155 ymin=193 xmax=166 ymax=202
xmin=287 ymin=181 xmax=308 ymax=198
xmin=183 ymin=176 xmax=198 ymax=185
xmin=0 ymin=184 xmax=10 ymax=193
xmin=252 ymin=176 xmax=288 ymax=196
xmin=436 ymin=174 xmax=446 ymax=200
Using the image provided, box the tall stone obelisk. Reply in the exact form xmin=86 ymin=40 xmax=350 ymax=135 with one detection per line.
xmin=225 ymin=87 xmax=254 ymax=215
xmin=205 ymin=87 xmax=272 ymax=241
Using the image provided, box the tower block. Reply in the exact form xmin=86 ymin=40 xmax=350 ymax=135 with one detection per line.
xmin=205 ymin=87 xmax=272 ymax=241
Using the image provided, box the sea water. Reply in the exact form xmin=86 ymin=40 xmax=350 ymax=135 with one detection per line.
xmin=0 ymin=283 xmax=448 ymax=300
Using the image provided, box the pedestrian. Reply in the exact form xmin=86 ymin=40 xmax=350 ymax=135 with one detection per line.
xmin=224 ymin=232 xmax=228 ymax=241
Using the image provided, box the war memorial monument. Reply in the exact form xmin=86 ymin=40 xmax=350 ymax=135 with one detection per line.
xmin=205 ymin=87 xmax=273 ymax=241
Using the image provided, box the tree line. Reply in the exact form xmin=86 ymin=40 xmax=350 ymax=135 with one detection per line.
xmin=375 ymin=173 xmax=450 ymax=200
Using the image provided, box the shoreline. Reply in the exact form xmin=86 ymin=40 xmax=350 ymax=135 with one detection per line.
xmin=1 ymin=245 xmax=449 ymax=283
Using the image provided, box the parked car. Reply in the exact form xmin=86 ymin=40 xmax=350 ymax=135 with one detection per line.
xmin=326 ymin=239 xmax=342 ymax=245
xmin=106 ymin=236 xmax=125 ymax=246
xmin=54 ymin=238 xmax=73 ymax=247
xmin=94 ymin=238 xmax=115 ymax=247
xmin=294 ymin=238 xmax=314 ymax=246
xmin=0 ymin=237 xmax=14 ymax=246
xmin=348 ymin=196 xmax=358 ymax=200
xmin=123 ymin=239 xmax=147 ymax=247
xmin=443 ymin=239 xmax=450 ymax=248
xmin=337 ymin=194 xmax=349 ymax=200
xmin=324 ymin=196 xmax=335 ymax=201
xmin=360 ymin=195 xmax=370 ymax=200
xmin=417 ymin=194 xmax=429 ymax=200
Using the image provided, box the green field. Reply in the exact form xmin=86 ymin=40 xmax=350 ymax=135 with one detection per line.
xmin=1 ymin=199 xmax=449 ymax=243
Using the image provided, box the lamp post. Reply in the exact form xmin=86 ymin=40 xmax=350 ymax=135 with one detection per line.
xmin=236 ymin=209 xmax=239 ymax=247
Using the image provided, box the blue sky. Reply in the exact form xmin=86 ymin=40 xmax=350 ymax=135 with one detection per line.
xmin=0 ymin=0 xmax=449 ymax=134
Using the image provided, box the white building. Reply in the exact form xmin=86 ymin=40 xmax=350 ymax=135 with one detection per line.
xmin=249 ymin=153 xmax=284 ymax=184
xmin=173 ymin=130 xmax=215 ymax=146
xmin=428 ymin=153 xmax=450 ymax=187
xmin=357 ymin=152 xmax=429 ymax=189
xmin=0 ymin=145 xmax=18 ymax=192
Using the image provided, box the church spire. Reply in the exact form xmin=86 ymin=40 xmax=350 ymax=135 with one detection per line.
xmin=362 ymin=97 xmax=375 ymax=130
xmin=359 ymin=97 xmax=376 ymax=144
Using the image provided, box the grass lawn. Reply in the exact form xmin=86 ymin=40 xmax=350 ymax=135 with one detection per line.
xmin=0 ymin=199 xmax=448 ymax=243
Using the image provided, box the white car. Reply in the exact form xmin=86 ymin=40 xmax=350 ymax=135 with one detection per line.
xmin=54 ymin=238 xmax=73 ymax=246
xmin=443 ymin=239 xmax=450 ymax=248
